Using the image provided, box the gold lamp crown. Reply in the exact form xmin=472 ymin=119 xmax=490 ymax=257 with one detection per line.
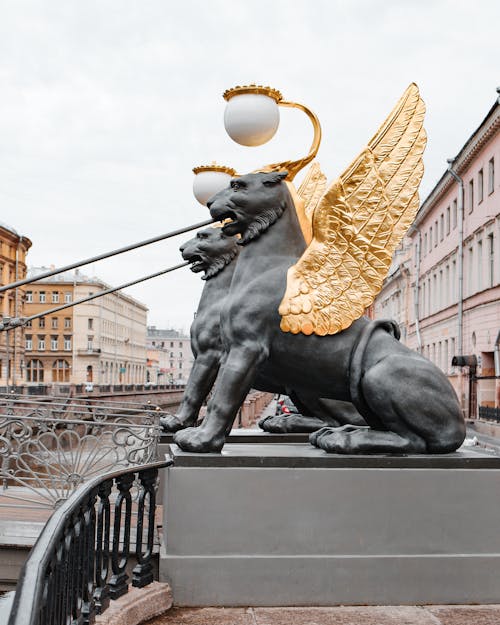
xmin=223 ymin=84 xmax=283 ymax=103
xmin=192 ymin=162 xmax=237 ymax=176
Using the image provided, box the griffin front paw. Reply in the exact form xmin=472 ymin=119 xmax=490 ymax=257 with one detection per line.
xmin=173 ymin=427 xmax=225 ymax=453
xmin=160 ymin=414 xmax=193 ymax=433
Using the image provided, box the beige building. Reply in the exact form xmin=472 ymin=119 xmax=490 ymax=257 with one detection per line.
xmin=146 ymin=327 xmax=193 ymax=385
xmin=24 ymin=268 xmax=148 ymax=386
xmin=0 ymin=222 xmax=32 ymax=386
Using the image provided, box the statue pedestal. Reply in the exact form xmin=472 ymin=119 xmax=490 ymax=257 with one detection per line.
xmin=160 ymin=444 xmax=500 ymax=606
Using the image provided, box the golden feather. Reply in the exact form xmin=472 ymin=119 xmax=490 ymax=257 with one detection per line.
xmin=279 ymin=84 xmax=426 ymax=335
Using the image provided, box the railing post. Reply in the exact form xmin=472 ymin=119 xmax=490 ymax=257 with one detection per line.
xmin=109 ymin=472 xmax=134 ymax=599
xmin=81 ymin=488 xmax=98 ymax=625
xmin=94 ymin=480 xmax=112 ymax=613
xmin=132 ymin=467 xmax=158 ymax=587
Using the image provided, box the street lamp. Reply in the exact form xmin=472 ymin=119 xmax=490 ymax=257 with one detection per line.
xmin=222 ymin=84 xmax=322 ymax=180
xmin=192 ymin=162 xmax=237 ymax=206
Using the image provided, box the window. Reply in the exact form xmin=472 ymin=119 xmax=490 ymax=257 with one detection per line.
xmin=423 ymin=232 xmax=427 ymax=255
xmin=26 ymin=319 xmax=32 ymax=327
xmin=170 ymin=352 xmax=174 ymax=358
xmin=87 ymin=336 xmax=94 ymax=351
xmin=26 ymin=290 xmax=33 ymax=303
xmin=51 ymin=317 xmax=58 ymax=329
xmin=468 ymin=246 xmax=474 ymax=295
xmin=179 ymin=342 xmax=182 ymax=348
xmin=52 ymin=359 xmax=70 ymax=383
xmin=434 ymin=221 xmax=438 ymax=247
xmin=440 ymin=214 xmax=444 ymax=241
xmin=52 ymin=292 xmax=59 ymax=303
xmin=477 ymin=240 xmax=483 ymax=291
xmin=452 ymin=199 xmax=457 ymax=228
xmin=39 ymin=291 xmax=46 ymax=303
xmin=179 ymin=362 xmax=183 ymax=369
xmin=451 ymin=259 xmax=457 ymax=302
xmin=51 ymin=336 xmax=58 ymax=351
xmin=64 ymin=292 xmax=72 ymax=303
xmin=64 ymin=317 xmax=71 ymax=328
xmin=446 ymin=206 xmax=450 ymax=235
xmin=478 ymin=169 xmax=484 ymax=203
xmin=26 ymin=359 xmax=44 ymax=382
xmin=25 ymin=335 xmax=33 ymax=350
xmin=170 ymin=342 xmax=174 ymax=348
xmin=489 ymin=158 xmax=495 ymax=194
xmin=429 ymin=226 xmax=433 ymax=248
xmin=170 ymin=361 xmax=173 ymax=367
xmin=88 ymin=318 xmax=93 ymax=330
xmin=64 ymin=336 xmax=71 ymax=351
xmin=468 ymin=180 xmax=474 ymax=213
xmin=39 ymin=317 xmax=45 ymax=329
xmin=488 ymin=233 xmax=494 ymax=287
xmin=38 ymin=336 xmax=46 ymax=350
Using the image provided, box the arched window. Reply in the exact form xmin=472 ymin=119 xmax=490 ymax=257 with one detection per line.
xmin=52 ymin=359 xmax=70 ymax=382
xmin=26 ymin=359 xmax=44 ymax=382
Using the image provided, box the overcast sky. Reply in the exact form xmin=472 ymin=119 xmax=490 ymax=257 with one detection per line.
xmin=1 ymin=1 xmax=498 ymax=332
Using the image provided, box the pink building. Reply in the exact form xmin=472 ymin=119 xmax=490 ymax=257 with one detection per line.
xmin=374 ymin=88 xmax=500 ymax=416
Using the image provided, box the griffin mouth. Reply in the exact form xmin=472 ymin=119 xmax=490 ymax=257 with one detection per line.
xmin=218 ymin=210 xmax=239 ymax=235
xmin=186 ymin=254 xmax=206 ymax=273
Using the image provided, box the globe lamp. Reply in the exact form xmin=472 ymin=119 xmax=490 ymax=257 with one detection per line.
xmin=192 ymin=162 xmax=236 ymax=206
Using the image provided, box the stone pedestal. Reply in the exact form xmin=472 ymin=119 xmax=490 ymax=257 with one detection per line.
xmin=160 ymin=444 xmax=500 ymax=606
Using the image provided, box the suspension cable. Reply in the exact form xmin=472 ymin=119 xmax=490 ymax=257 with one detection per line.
xmin=0 ymin=218 xmax=213 ymax=293
xmin=1 ymin=261 xmax=189 ymax=329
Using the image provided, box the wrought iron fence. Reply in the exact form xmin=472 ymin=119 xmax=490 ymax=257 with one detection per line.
xmin=478 ymin=406 xmax=500 ymax=422
xmin=0 ymin=395 xmax=164 ymax=509
xmin=7 ymin=459 xmax=171 ymax=625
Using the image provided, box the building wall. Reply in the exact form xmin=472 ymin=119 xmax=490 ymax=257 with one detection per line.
xmin=0 ymin=225 xmax=32 ymax=385
xmin=146 ymin=327 xmax=194 ymax=384
xmin=374 ymin=90 xmax=500 ymax=412
xmin=23 ymin=270 xmax=148 ymax=385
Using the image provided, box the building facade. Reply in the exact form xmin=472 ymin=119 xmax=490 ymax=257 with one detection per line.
xmin=146 ymin=327 xmax=193 ymax=385
xmin=0 ymin=223 xmax=32 ymax=386
xmin=374 ymin=88 xmax=500 ymax=414
xmin=24 ymin=269 xmax=148 ymax=385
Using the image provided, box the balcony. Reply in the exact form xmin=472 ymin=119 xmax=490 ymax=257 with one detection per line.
xmin=76 ymin=347 xmax=102 ymax=356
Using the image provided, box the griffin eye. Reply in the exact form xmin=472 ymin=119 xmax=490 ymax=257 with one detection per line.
xmin=231 ymin=179 xmax=245 ymax=190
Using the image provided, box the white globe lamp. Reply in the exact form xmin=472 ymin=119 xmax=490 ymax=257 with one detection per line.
xmin=223 ymin=85 xmax=282 ymax=147
xmin=192 ymin=163 xmax=236 ymax=206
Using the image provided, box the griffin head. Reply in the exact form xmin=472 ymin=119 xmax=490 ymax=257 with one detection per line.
xmin=179 ymin=227 xmax=239 ymax=280
xmin=208 ymin=171 xmax=289 ymax=245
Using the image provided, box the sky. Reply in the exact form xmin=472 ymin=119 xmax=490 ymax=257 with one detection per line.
xmin=1 ymin=0 xmax=499 ymax=332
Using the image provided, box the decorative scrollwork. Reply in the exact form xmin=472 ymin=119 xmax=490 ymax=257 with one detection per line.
xmin=0 ymin=396 xmax=162 ymax=509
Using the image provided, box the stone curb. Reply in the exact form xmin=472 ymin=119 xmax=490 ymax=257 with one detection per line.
xmin=95 ymin=582 xmax=172 ymax=625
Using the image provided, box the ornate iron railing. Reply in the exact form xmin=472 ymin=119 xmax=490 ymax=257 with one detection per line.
xmin=7 ymin=460 xmax=171 ymax=625
xmin=0 ymin=395 xmax=165 ymax=508
xmin=478 ymin=405 xmax=500 ymax=422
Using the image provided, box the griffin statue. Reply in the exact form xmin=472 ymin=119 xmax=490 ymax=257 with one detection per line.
xmin=174 ymin=84 xmax=465 ymax=454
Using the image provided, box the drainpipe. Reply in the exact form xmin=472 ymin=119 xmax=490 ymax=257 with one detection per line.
xmin=413 ymin=229 xmax=422 ymax=353
xmin=447 ymin=159 xmax=465 ymax=409
xmin=495 ymin=331 xmax=500 ymax=409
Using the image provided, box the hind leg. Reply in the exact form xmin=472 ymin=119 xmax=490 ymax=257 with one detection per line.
xmin=313 ymin=353 xmax=465 ymax=455
xmin=310 ymin=424 xmax=426 ymax=453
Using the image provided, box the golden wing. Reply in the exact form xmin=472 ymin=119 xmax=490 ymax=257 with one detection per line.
xmin=297 ymin=162 xmax=327 ymax=221
xmin=279 ymin=83 xmax=426 ymax=336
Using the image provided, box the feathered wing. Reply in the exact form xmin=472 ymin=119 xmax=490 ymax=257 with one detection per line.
xmin=297 ymin=162 xmax=327 ymax=221
xmin=279 ymin=83 xmax=426 ymax=336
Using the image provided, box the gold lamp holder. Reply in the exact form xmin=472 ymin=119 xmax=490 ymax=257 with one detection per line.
xmin=223 ymin=84 xmax=322 ymax=181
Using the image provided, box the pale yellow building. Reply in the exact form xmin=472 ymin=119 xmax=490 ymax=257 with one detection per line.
xmin=24 ymin=268 xmax=148 ymax=386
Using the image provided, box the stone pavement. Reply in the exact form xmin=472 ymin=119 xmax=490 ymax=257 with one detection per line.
xmin=146 ymin=605 xmax=500 ymax=625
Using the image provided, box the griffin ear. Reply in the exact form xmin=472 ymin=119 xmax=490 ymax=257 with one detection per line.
xmin=262 ymin=171 xmax=288 ymax=186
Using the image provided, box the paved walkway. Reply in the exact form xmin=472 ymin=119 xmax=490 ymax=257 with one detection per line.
xmin=147 ymin=605 xmax=500 ymax=625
